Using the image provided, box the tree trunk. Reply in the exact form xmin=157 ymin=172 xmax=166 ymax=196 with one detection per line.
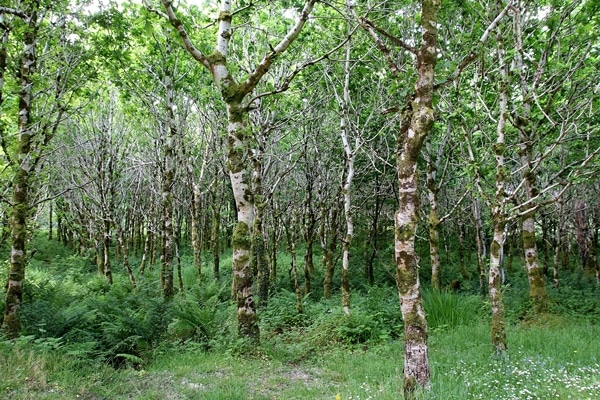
xmin=339 ymin=19 xmax=355 ymax=315
xmin=322 ymin=197 xmax=340 ymax=299
xmin=365 ymin=176 xmax=382 ymax=285
xmin=252 ymin=149 xmax=270 ymax=309
xmin=488 ymin=24 xmax=509 ymax=355
xmin=473 ymin=198 xmax=487 ymax=297
xmin=2 ymin=0 xmax=39 ymax=338
xmin=103 ymin=220 xmax=113 ymax=285
xmin=48 ymin=203 xmax=53 ymax=240
xmin=118 ymin=228 xmax=136 ymax=288
xmin=396 ymin=0 xmax=439 ymax=394
xmin=512 ymin=10 xmax=548 ymax=313
xmin=457 ymin=213 xmax=470 ymax=281
xmin=227 ymin=99 xmax=259 ymax=340
xmin=160 ymin=37 xmax=177 ymax=299
xmin=208 ymin=172 xmax=222 ymax=281
xmin=289 ymin=212 xmax=303 ymax=314
xmin=191 ymin=181 xmax=202 ymax=280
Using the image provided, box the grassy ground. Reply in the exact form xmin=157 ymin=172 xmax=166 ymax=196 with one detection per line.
xmin=2 ymin=317 xmax=600 ymax=399
xmin=2 ymin=234 xmax=600 ymax=399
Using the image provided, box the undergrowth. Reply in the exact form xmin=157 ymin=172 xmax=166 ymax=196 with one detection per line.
xmin=1 ymin=234 xmax=600 ymax=399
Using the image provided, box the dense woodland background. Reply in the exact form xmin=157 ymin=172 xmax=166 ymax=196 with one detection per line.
xmin=1 ymin=0 xmax=600 ymax=398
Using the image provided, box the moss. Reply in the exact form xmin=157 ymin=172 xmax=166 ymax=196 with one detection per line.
xmin=222 ymin=82 xmax=244 ymax=104
xmin=1 ymin=313 xmax=21 ymax=339
xmin=402 ymin=302 xmax=428 ymax=343
xmin=522 ymin=229 xmax=535 ymax=248
xmin=404 ymin=375 xmax=418 ymax=400
xmin=491 ymin=314 xmax=507 ymax=354
xmin=396 ymin=256 xmax=418 ymax=294
xmin=490 ymin=240 xmax=501 ymax=259
xmin=428 ymin=212 xmax=439 ymax=228
xmin=218 ymin=10 xmax=232 ymax=22
xmin=206 ymin=50 xmax=226 ymax=66
xmin=232 ymin=222 xmax=251 ymax=250
xmin=395 ymin=226 xmax=414 ymax=243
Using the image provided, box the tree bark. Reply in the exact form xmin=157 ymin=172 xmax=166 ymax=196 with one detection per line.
xmin=160 ymin=35 xmax=177 ymax=299
xmin=488 ymin=24 xmax=509 ymax=355
xmin=395 ymin=0 xmax=440 ymax=394
xmin=2 ymin=0 xmax=39 ymax=337
xmin=339 ymin=13 xmax=355 ymax=315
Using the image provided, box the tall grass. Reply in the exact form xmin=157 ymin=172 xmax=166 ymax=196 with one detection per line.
xmin=422 ymin=288 xmax=483 ymax=330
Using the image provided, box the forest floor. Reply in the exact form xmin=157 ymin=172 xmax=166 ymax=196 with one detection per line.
xmin=2 ymin=235 xmax=600 ymax=399
xmin=3 ymin=318 xmax=600 ymax=400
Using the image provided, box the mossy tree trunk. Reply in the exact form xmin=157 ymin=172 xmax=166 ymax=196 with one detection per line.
xmin=360 ymin=0 xmax=440 ymax=393
xmin=288 ymin=212 xmax=303 ymax=314
xmin=425 ymin=132 xmax=448 ymax=290
xmin=251 ymin=145 xmax=270 ymax=309
xmin=364 ymin=175 xmax=382 ymax=285
xmin=160 ymin=34 xmax=177 ymax=300
xmin=322 ymin=197 xmax=340 ymax=299
xmin=302 ymin=180 xmax=317 ymax=295
xmin=209 ymin=174 xmax=222 ymax=281
xmin=488 ymin=23 xmax=509 ymax=355
xmin=338 ymin=13 xmax=355 ymax=315
xmin=473 ymin=198 xmax=487 ymax=297
xmin=361 ymin=2 xmax=440 ymax=396
xmin=512 ymin=8 xmax=548 ymax=313
xmin=161 ymin=0 xmax=316 ymax=340
xmin=2 ymin=0 xmax=39 ymax=338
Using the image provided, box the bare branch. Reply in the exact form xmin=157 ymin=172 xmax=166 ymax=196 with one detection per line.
xmin=242 ymin=0 xmax=317 ymax=95
xmin=361 ymin=18 xmax=417 ymax=54
xmin=159 ymin=0 xmax=210 ymax=69
xmin=246 ymin=25 xmax=356 ymax=106
xmin=434 ymin=1 xmax=513 ymax=90
xmin=0 ymin=7 xmax=27 ymax=19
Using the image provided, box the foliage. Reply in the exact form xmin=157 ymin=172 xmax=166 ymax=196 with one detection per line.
xmin=422 ymin=289 xmax=483 ymax=331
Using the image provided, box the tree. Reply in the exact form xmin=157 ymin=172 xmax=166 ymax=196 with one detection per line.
xmin=357 ymin=0 xmax=441 ymax=395
xmin=1 ymin=0 xmax=90 ymax=337
xmin=156 ymin=0 xmax=319 ymax=340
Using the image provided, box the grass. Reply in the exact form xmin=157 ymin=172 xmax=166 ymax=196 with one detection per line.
xmin=2 ymin=234 xmax=600 ymax=399
xmin=2 ymin=316 xmax=600 ymax=399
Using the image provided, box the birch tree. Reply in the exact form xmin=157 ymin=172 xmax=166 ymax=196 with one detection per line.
xmin=156 ymin=0 xmax=318 ymax=339
xmin=1 ymin=0 xmax=90 ymax=337
xmin=357 ymin=0 xmax=441 ymax=395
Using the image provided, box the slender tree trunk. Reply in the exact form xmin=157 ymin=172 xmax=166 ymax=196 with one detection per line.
xmin=139 ymin=228 xmax=150 ymax=275
xmin=512 ymin=10 xmax=548 ymax=313
xmin=458 ymin=213 xmax=470 ymax=280
xmin=488 ymin=25 xmax=509 ymax=355
xmin=160 ymin=36 xmax=177 ymax=299
xmin=289 ymin=212 xmax=303 ymax=313
xmin=322 ymin=198 xmax=340 ymax=299
xmin=191 ymin=181 xmax=202 ymax=280
xmin=48 ymin=203 xmax=53 ymax=240
xmin=339 ymin=18 xmax=355 ymax=315
xmin=162 ymin=0 xmax=317 ymax=340
xmin=365 ymin=177 xmax=382 ymax=285
xmin=396 ymin=1 xmax=439 ymax=394
xmin=252 ymin=149 xmax=270 ymax=309
xmin=95 ymin=237 xmax=105 ymax=276
xmin=103 ymin=220 xmax=113 ymax=285
xmin=303 ymin=238 xmax=313 ymax=295
xmin=118 ymin=228 xmax=136 ymax=288
xmin=473 ymin=199 xmax=487 ymax=296
xmin=427 ymin=174 xmax=441 ymax=290
xmin=2 ymin=1 xmax=38 ymax=337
